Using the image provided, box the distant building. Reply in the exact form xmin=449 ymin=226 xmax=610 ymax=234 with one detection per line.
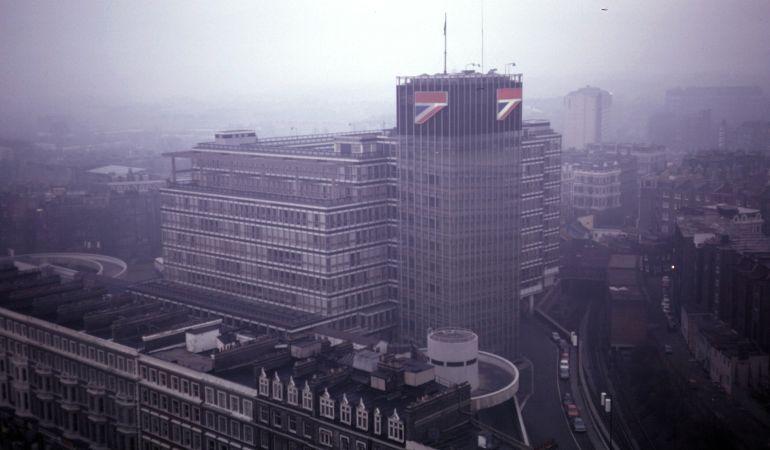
xmin=673 ymin=205 xmax=770 ymax=353
xmin=638 ymin=150 xmax=770 ymax=237
xmin=562 ymin=157 xmax=621 ymax=219
xmin=563 ymin=86 xmax=612 ymax=150
xmin=607 ymin=254 xmax=647 ymax=349
xmin=586 ymin=143 xmax=667 ymax=176
xmin=680 ymin=307 xmax=769 ymax=395
xmin=657 ymin=86 xmax=770 ymax=152
xmin=86 ymin=165 xmax=165 ymax=193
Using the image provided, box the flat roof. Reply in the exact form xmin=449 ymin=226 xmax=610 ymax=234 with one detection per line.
xmin=608 ymin=254 xmax=637 ymax=270
xmin=87 ymin=165 xmax=147 ymax=176
xmin=130 ymin=280 xmax=324 ymax=331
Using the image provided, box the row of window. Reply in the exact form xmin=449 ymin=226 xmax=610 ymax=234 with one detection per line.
xmin=256 ymin=371 xmax=405 ymax=442
xmin=0 ymin=317 xmax=135 ymax=375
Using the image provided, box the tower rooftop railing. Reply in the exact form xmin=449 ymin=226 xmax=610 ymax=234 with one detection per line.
xmin=398 ymin=71 xmax=522 ymax=84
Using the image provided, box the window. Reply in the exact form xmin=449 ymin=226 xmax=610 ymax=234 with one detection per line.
xmin=319 ymin=428 xmax=333 ymax=447
xmin=159 ymin=372 xmax=167 ymax=387
xmin=356 ymin=400 xmax=368 ymax=430
xmin=171 ymin=376 xmax=179 ymax=391
xmin=229 ymin=395 xmax=239 ymax=413
xmin=373 ymin=409 xmax=381 ymax=435
xmin=340 ymin=395 xmax=351 ymax=425
xmin=259 ymin=406 xmax=269 ymax=423
xmin=204 ymin=387 xmax=215 ymax=404
xmin=387 ymin=410 xmax=404 ymax=442
xmin=260 ymin=432 xmax=270 ymax=449
xmin=258 ymin=369 xmax=269 ymax=396
xmin=303 ymin=421 xmax=313 ymax=438
xmin=205 ymin=411 xmax=215 ymax=429
xmin=287 ymin=378 xmax=298 ymax=405
xmin=243 ymin=425 xmax=254 ymax=444
xmin=217 ymin=391 xmax=227 ymax=409
xmin=288 ymin=415 xmax=297 ymax=433
xmin=230 ymin=420 xmax=240 ymax=439
xmin=272 ymin=410 xmax=282 ymax=428
xmin=272 ymin=373 xmax=283 ymax=401
xmin=319 ymin=389 xmax=334 ymax=419
xmin=242 ymin=399 xmax=253 ymax=418
xmin=356 ymin=442 xmax=367 ymax=450
xmin=302 ymin=382 xmax=313 ymax=410
xmin=340 ymin=436 xmax=350 ymax=450
xmin=218 ymin=416 xmax=227 ymax=434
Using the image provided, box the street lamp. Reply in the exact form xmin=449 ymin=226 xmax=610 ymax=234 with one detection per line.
xmin=605 ymin=397 xmax=613 ymax=449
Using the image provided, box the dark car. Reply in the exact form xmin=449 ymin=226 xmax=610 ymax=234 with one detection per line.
xmin=562 ymin=392 xmax=573 ymax=407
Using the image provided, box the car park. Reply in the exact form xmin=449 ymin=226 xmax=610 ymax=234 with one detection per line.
xmin=572 ymin=417 xmax=587 ymax=433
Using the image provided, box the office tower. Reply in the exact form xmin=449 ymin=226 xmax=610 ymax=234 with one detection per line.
xmin=160 ymin=131 xmax=398 ymax=337
xmin=563 ymin=86 xmax=612 ymax=150
xmin=395 ymin=72 xmax=523 ymax=357
xmin=521 ymin=120 xmax=562 ymax=308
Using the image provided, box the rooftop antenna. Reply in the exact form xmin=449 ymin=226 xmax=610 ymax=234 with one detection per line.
xmin=443 ymin=12 xmax=447 ymax=74
xmin=481 ymin=0 xmax=484 ymax=73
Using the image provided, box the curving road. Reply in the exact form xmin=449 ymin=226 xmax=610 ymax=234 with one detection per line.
xmin=519 ymin=313 xmax=595 ymax=450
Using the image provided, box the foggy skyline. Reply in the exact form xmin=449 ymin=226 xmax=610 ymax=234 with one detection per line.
xmin=2 ymin=0 xmax=770 ymax=108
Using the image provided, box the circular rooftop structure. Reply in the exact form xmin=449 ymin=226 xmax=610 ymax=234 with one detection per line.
xmin=13 ymin=252 xmax=128 ymax=279
xmin=425 ymin=328 xmax=518 ymax=411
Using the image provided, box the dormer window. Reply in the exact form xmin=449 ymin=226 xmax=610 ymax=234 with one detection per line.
xmin=340 ymin=394 xmax=351 ymax=425
xmin=319 ymin=388 xmax=335 ymax=420
xmin=373 ymin=408 xmax=381 ymax=435
xmin=272 ymin=372 xmax=283 ymax=401
xmin=302 ymin=381 xmax=313 ymax=411
xmin=287 ymin=377 xmax=298 ymax=406
xmin=355 ymin=398 xmax=368 ymax=430
xmin=258 ymin=368 xmax=269 ymax=397
xmin=387 ymin=409 xmax=404 ymax=442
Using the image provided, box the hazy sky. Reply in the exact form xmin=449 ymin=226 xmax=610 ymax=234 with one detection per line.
xmin=2 ymin=0 xmax=770 ymax=104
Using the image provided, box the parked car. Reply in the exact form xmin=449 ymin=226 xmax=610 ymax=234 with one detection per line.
xmin=572 ymin=417 xmax=587 ymax=433
xmin=566 ymin=404 xmax=579 ymax=418
xmin=551 ymin=331 xmax=560 ymax=342
xmin=559 ymin=367 xmax=570 ymax=380
xmin=559 ymin=360 xmax=569 ymax=371
xmin=562 ymin=392 xmax=573 ymax=407
xmin=664 ymin=344 xmax=673 ymax=354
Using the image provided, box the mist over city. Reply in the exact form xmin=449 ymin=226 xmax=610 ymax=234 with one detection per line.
xmin=1 ymin=1 xmax=770 ymax=449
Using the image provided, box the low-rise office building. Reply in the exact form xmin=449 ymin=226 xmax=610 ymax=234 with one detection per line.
xmin=0 ymin=260 xmax=527 ymax=450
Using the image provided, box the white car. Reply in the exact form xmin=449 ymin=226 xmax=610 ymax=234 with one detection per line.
xmin=551 ymin=331 xmax=560 ymax=342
